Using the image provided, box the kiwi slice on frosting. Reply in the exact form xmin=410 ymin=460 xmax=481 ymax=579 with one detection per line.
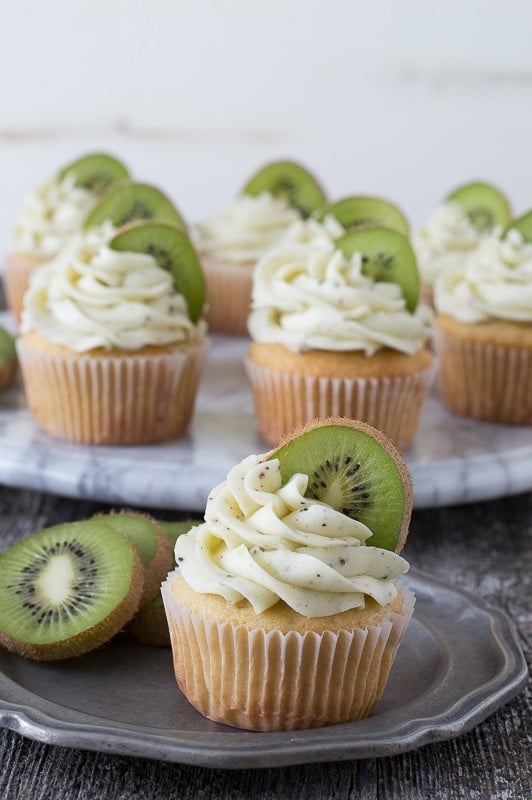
xmin=505 ymin=209 xmax=532 ymax=242
xmin=270 ymin=418 xmax=412 ymax=553
xmin=0 ymin=518 xmax=144 ymax=661
xmin=84 ymin=181 xmax=186 ymax=231
xmin=109 ymin=221 xmax=205 ymax=323
xmin=242 ymin=160 xmax=327 ymax=218
xmin=446 ymin=181 xmax=511 ymax=231
xmin=318 ymin=195 xmax=409 ymax=236
xmin=336 ymin=226 xmax=420 ymax=312
xmin=57 ymin=152 xmax=130 ymax=196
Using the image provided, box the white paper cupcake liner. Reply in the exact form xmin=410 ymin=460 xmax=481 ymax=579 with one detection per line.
xmin=17 ymin=338 xmax=209 ymax=444
xmin=437 ymin=332 xmax=532 ymax=424
xmin=3 ymin=253 xmax=44 ymax=322
xmin=162 ymin=576 xmax=415 ymax=732
xmin=200 ymin=256 xmax=253 ymax=335
xmin=245 ymin=360 xmax=435 ymax=450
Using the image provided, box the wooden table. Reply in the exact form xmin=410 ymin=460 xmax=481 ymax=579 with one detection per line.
xmin=0 ymin=485 xmax=529 ymax=800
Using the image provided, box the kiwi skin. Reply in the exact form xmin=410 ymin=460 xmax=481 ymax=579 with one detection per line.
xmin=267 ymin=417 xmax=413 ymax=555
xmin=0 ymin=521 xmax=145 ymax=661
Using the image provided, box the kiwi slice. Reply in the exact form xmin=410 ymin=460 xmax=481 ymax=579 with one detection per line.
xmin=336 ymin=227 xmax=420 ymax=312
xmin=0 ymin=327 xmax=17 ymax=393
xmin=0 ymin=519 xmax=144 ymax=661
xmin=242 ymin=160 xmax=327 ymax=218
xmin=446 ymin=181 xmax=511 ymax=231
xmin=270 ymin=418 xmax=412 ymax=553
xmin=99 ymin=511 xmax=173 ymax=605
xmin=109 ymin=221 xmax=205 ymax=323
xmin=57 ymin=152 xmax=130 ymax=196
xmin=84 ymin=181 xmax=186 ymax=231
xmin=505 ymin=209 xmax=532 ymax=242
xmin=318 ymin=196 xmax=409 ymax=236
xmin=124 ymin=519 xmax=197 ymax=646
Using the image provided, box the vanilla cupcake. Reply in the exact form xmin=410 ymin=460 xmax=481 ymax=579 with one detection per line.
xmin=4 ymin=152 xmax=130 ymax=322
xmin=17 ymin=221 xmax=208 ymax=444
xmin=162 ymin=418 xmax=415 ymax=731
xmin=246 ymin=226 xmax=434 ymax=450
xmin=194 ymin=160 xmax=326 ymax=335
xmin=435 ymin=228 xmax=532 ymax=424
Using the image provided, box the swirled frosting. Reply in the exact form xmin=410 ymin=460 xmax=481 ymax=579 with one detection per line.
xmin=248 ymin=242 xmax=431 ymax=356
xmin=174 ymin=454 xmax=408 ymax=617
xmin=279 ymin=214 xmax=345 ymax=247
xmin=194 ymin=192 xmax=302 ymax=264
xmin=21 ymin=226 xmax=206 ymax=351
xmin=413 ymin=202 xmax=487 ymax=284
xmin=434 ymin=229 xmax=532 ymax=323
xmin=12 ymin=174 xmax=97 ymax=258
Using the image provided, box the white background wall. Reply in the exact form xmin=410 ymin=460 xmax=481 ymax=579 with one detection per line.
xmin=1 ymin=0 xmax=531 ymax=244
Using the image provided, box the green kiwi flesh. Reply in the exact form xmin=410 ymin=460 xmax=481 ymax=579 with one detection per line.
xmin=84 ymin=182 xmax=186 ymax=231
xmin=0 ymin=519 xmax=143 ymax=660
xmin=0 ymin=327 xmax=16 ymax=366
xmin=271 ymin=421 xmax=412 ymax=553
xmin=319 ymin=196 xmax=409 ymax=236
xmin=336 ymin=227 xmax=420 ymax=312
xmin=446 ymin=181 xmax=511 ymax=231
xmin=109 ymin=222 xmax=205 ymax=323
xmin=57 ymin=152 xmax=130 ymax=196
xmin=242 ymin=160 xmax=326 ymax=218
xmin=505 ymin=209 xmax=532 ymax=242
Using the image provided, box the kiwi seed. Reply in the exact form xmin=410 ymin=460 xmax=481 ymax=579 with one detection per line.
xmin=242 ymin=160 xmax=327 ymax=218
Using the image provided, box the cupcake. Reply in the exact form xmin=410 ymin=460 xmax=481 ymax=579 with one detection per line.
xmin=194 ymin=160 xmax=326 ymax=335
xmin=434 ymin=227 xmax=532 ymax=424
xmin=162 ymin=417 xmax=415 ymax=731
xmin=17 ymin=221 xmax=208 ymax=444
xmin=246 ymin=224 xmax=434 ymax=450
xmin=4 ymin=152 xmax=130 ymax=322
xmin=414 ymin=180 xmax=511 ymax=305
xmin=0 ymin=326 xmax=17 ymax=392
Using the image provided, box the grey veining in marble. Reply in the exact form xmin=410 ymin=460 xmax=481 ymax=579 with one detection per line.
xmin=1 ymin=312 xmax=532 ymax=511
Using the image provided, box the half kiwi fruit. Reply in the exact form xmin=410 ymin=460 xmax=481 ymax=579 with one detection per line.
xmin=57 ymin=152 xmax=130 ymax=196
xmin=109 ymin=221 xmax=205 ymax=323
xmin=446 ymin=181 xmax=511 ymax=231
xmin=336 ymin=226 xmax=420 ymax=312
xmin=84 ymin=181 xmax=186 ymax=231
xmin=0 ymin=518 xmax=144 ymax=661
xmin=124 ymin=519 xmax=197 ymax=646
xmin=97 ymin=511 xmax=173 ymax=605
xmin=318 ymin=195 xmax=409 ymax=236
xmin=270 ymin=418 xmax=412 ymax=553
xmin=505 ymin=209 xmax=532 ymax=242
xmin=242 ymin=160 xmax=327 ymax=218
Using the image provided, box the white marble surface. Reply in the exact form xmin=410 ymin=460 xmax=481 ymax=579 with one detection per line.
xmin=1 ymin=312 xmax=532 ymax=511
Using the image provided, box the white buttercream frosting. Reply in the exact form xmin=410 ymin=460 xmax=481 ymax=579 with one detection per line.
xmin=21 ymin=226 xmax=206 ymax=352
xmin=194 ymin=192 xmax=302 ymax=265
xmin=12 ymin=174 xmax=97 ymax=258
xmin=413 ymin=202 xmax=487 ymax=285
xmin=434 ymin=229 xmax=532 ymax=323
xmin=248 ymin=241 xmax=431 ymax=356
xmin=279 ymin=214 xmax=345 ymax=247
xmin=174 ymin=454 xmax=408 ymax=617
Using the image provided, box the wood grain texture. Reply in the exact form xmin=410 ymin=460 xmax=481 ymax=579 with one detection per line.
xmin=0 ymin=487 xmax=530 ymax=800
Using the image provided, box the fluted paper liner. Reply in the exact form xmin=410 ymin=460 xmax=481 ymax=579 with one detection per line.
xmin=246 ymin=360 xmax=435 ymax=450
xmin=16 ymin=338 xmax=209 ymax=444
xmin=200 ymin=256 xmax=253 ymax=335
xmin=437 ymin=331 xmax=532 ymax=424
xmin=162 ymin=576 xmax=415 ymax=732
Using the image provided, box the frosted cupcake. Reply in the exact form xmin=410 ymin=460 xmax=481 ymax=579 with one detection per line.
xmin=17 ymin=221 xmax=208 ymax=444
xmin=162 ymin=418 xmax=415 ymax=731
xmin=435 ymin=227 xmax=532 ymax=424
xmin=194 ymin=160 xmax=326 ymax=335
xmin=4 ymin=153 xmax=130 ymax=321
xmin=246 ymin=227 xmax=434 ymax=450
xmin=414 ymin=181 xmax=511 ymax=305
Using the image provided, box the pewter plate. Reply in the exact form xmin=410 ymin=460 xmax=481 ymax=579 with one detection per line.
xmin=2 ymin=311 xmax=532 ymax=511
xmin=0 ymin=570 xmax=526 ymax=768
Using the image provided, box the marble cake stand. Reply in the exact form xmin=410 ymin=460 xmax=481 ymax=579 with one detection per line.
xmin=1 ymin=315 xmax=532 ymax=511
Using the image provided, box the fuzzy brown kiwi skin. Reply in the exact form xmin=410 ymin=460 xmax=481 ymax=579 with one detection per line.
xmin=265 ymin=416 xmax=413 ymax=555
xmin=0 ymin=547 xmax=145 ymax=662
xmin=97 ymin=510 xmax=174 ymax=605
